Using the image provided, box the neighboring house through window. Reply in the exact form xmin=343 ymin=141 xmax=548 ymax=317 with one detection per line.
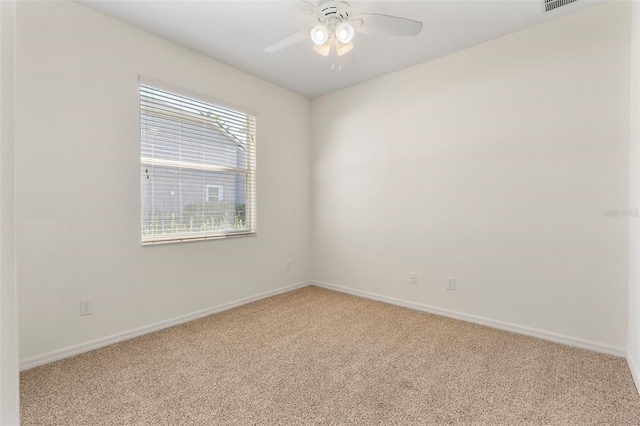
xmin=140 ymin=78 xmax=256 ymax=244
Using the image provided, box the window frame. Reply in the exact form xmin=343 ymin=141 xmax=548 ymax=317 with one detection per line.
xmin=139 ymin=77 xmax=257 ymax=245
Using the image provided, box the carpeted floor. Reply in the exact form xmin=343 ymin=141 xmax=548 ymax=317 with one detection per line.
xmin=21 ymin=286 xmax=640 ymax=425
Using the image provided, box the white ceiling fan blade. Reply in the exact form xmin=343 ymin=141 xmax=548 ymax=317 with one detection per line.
xmin=301 ymin=0 xmax=323 ymax=15
xmin=264 ymin=29 xmax=310 ymax=53
xmin=350 ymin=14 xmax=423 ymax=36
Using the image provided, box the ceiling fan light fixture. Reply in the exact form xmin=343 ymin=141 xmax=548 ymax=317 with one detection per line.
xmin=335 ymin=22 xmax=354 ymax=44
xmin=335 ymin=41 xmax=353 ymax=57
xmin=313 ymin=42 xmax=331 ymax=57
xmin=310 ymin=24 xmax=330 ymax=45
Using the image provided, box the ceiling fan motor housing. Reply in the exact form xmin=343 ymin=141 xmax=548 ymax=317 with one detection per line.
xmin=316 ymin=1 xmax=351 ymax=27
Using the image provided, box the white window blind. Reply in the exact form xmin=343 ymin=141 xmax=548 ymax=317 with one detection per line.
xmin=140 ymin=80 xmax=256 ymax=244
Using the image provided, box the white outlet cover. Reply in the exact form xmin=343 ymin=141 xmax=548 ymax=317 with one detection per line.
xmin=446 ymin=277 xmax=456 ymax=291
xmin=80 ymin=298 xmax=94 ymax=316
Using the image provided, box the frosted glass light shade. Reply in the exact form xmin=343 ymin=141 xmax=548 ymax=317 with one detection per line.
xmin=310 ymin=25 xmax=330 ymax=45
xmin=335 ymin=23 xmax=354 ymax=44
xmin=313 ymin=42 xmax=331 ymax=57
xmin=336 ymin=41 xmax=353 ymax=57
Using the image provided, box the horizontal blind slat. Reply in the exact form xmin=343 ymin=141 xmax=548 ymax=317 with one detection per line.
xmin=140 ymin=103 xmax=255 ymax=130
xmin=140 ymin=85 xmax=250 ymax=121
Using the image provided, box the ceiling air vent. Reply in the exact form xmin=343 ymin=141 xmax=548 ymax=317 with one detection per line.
xmin=544 ymin=0 xmax=578 ymax=12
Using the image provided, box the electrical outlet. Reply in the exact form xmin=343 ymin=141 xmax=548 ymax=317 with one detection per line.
xmin=286 ymin=260 xmax=292 ymax=271
xmin=447 ymin=277 xmax=456 ymax=291
xmin=409 ymin=273 xmax=418 ymax=285
xmin=80 ymin=298 xmax=93 ymax=316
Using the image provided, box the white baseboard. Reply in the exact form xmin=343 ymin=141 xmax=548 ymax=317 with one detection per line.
xmin=20 ymin=281 xmax=312 ymax=371
xmin=21 ymin=279 xmax=627 ymax=371
xmin=628 ymin=351 xmax=640 ymax=395
xmin=312 ymin=281 xmax=626 ymax=358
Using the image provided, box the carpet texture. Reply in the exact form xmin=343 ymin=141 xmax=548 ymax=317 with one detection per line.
xmin=21 ymin=286 xmax=640 ymax=425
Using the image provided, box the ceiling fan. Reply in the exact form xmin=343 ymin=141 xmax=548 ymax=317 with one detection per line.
xmin=264 ymin=0 xmax=423 ymax=65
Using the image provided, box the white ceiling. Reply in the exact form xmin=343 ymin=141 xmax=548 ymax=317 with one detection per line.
xmin=77 ymin=0 xmax=606 ymax=98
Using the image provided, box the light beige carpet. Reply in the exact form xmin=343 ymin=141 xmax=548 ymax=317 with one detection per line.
xmin=21 ymin=286 xmax=640 ymax=425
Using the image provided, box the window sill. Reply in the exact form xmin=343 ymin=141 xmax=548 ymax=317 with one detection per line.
xmin=141 ymin=232 xmax=257 ymax=246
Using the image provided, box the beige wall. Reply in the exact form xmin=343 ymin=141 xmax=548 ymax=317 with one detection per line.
xmin=16 ymin=1 xmax=312 ymax=363
xmin=1 ymin=0 xmax=19 ymax=422
xmin=629 ymin=0 xmax=640 ymax=393
xmin=311 ymin=1 xmax=630 ymax=354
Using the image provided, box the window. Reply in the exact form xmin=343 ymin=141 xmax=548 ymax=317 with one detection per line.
xmin=206 ymin=185 xmax=223 ymax=202
xmin=140 ymin=79 xmax=256 ymax=244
